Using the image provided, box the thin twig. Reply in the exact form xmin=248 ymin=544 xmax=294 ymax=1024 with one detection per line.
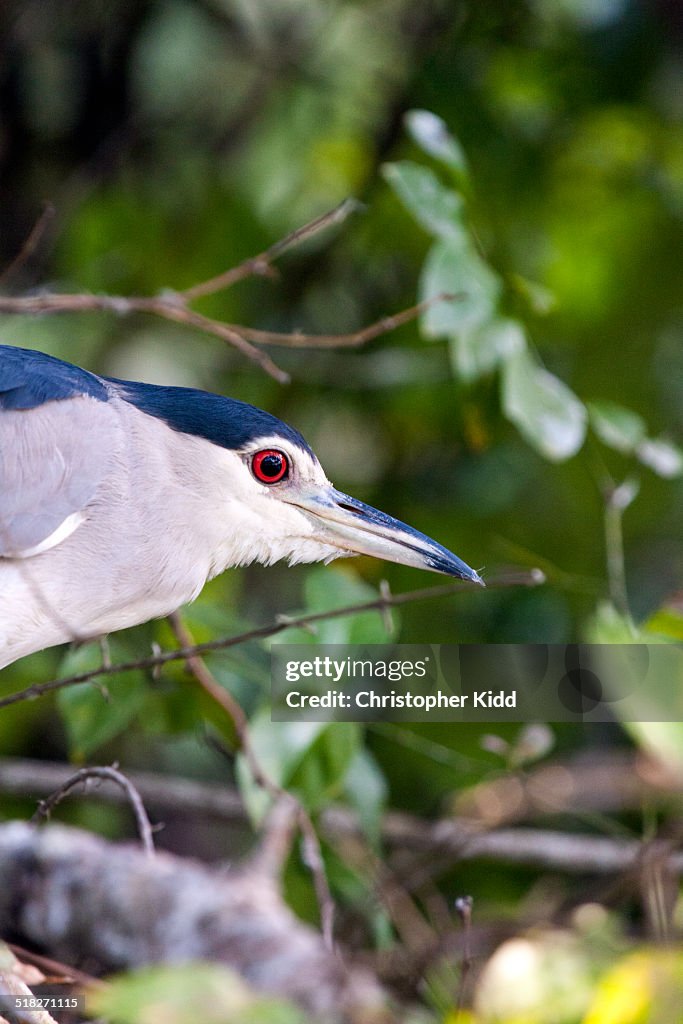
xmin=603 ymin=484 xmax=632 ymax=621
xmin=138 ymin=298 xmax=291 ymax=383
xmin=0 ymin=292 xmax=290 ymax=384
xmin=640 ymin=841 xmax=677 ymax=941
xmin=30 ymin=765 xmax=155 ymax=858
xmin=181 ymin=198 xmax=360 ymax=300
xmin=223 ymin=294 xmax=459 ymax=349
xmin=453 ymin=896 xmax=473 ymax=1018
xmin=0 ymin=203 xmax=55 ymax=284
xmin=167 ymin=611 xmax=336 ymax=949
xmin=379 ymin=579 xmax=394 ymax=635
xmin=0 ymin=757 xmax=246 ymax=821
xmin=0 ymin=201 xmax=454 ymax=382
xmin=0 ymin=290 xmax=446 ymax=380
xmin=0 ymin=570 xmax=543 ymax=711
xmin=5 ymin=944 xmax=105 ymax=992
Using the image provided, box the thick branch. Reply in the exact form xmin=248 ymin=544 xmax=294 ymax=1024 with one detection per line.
xmin=0 ymin=758 xmax=676 ymax=878
xmin=0 ymin=822 xmax=385 ymax=1023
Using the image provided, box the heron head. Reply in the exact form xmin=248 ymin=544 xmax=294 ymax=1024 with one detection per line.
xmin=222 ymin=430 xmax=483 ymax=584
xmin=114 ymin=380 xmax=483 ymax=583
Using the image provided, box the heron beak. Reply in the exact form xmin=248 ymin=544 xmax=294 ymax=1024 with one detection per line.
xmin=291 ymin=486 xmax=484 ymax=584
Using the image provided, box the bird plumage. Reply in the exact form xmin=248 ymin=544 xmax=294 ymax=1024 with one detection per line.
xmin=0 ymin=345 xmax=482 ymax=668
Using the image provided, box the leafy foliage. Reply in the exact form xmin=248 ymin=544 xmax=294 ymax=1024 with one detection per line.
xmin=87 ymin=963 xmax=308 ymax=1024
xmin=386 ymin=111 xmax=683 ymax=478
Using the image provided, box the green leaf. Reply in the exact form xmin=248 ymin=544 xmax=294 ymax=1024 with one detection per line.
xmin=645 ymin=602 xmax=683 ymax=641
xmin=57 ymin=642 xmax=147 ymax=759
xmin=419 ymin=235 xmax=501 ymax=338
xmin=342 ymin=747 xmax=387 ymax=844
xmin=588 ymin=400 xmax=646 ymax=453
xmin=237 ymin=712 xmax=361 ymax=821
xmin=502 ymin=346 xmax=587 ymax=461
xmin=306 ymin=568 xmax=396 ymax=643
xmin=382 ymin=161 xmax=465 ymax=238
xmin=87 ymin=963 xmax=307 ymax=1024
xmin=635 ymin=436 xmax=683 ymax=478
xmin=450 ymin=317 xmax=526 ymax=382
xmin=269 ymin=567 xmax=396 ymax=646
xmin=404 ymin=109 xmax=469 ymax=176
xmin=585 ymin=603 xmax=683 ymax=770
xmin=584 ymin=601 xmax=639 ymax=644
xmin=290 ymin=721 xmax=360 ymax=808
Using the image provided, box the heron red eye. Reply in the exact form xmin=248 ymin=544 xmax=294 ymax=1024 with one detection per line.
xmin=251 ymin=449 xmax=289 ymax=484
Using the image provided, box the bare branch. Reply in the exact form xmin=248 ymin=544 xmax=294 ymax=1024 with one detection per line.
xmin=2 ymin=757 xmax=679 ymax=877
xmin=0 ymin=292 xmax=291 ymax=384
xmin=31 ymin=765 xmax=155 ymax=858
xmin=225 ymin=294 xmax=459 ymax=349
xmin=0 ymin=288 xmax=442 ymax=380
xmin=181 ymin=198 xmax=360 ymax=301
xmin=322 ymin=807 xmax=683 ymax=876
xmin=0 ymin=757 xmax=246 ymax=821
xmin=168 ymin=612 xmax=336 ymax=949
xmin=138 ymin=298 xmax=291 ymax=384
xmin=0 ymin=202 xmax=453 ymax=382
xmin=5 ymin=943 xmax=103 ymax=991
xmin=0 ymin=570 xmax=543 ymax=711
xmin=0 ymin=822 xmax=383 ymax=1021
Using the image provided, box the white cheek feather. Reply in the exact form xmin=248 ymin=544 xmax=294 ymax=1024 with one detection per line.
xmin=110 ymin=416 xmax=346 ymax=592
xmin=193 ymin=441 xmax=345 ymax=575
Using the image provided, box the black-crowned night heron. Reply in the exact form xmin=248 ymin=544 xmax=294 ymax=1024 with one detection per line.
xmin=0 ymin=345 xmax=482 ymax=668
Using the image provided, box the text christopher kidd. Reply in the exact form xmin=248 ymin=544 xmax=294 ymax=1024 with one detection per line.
xmin=284 ymin=688 xmax=518 ymax=711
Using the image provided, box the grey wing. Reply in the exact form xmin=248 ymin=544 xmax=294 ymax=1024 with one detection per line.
xmin=0 ymin=395 xmax=120 ymax=557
